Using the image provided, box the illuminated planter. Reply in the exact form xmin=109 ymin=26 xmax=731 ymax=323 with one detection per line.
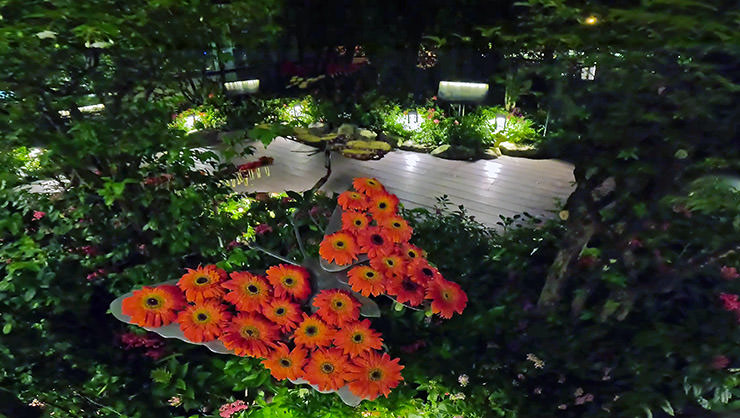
xmin=437 ymin=81 xmax=489 ymax=102
xmin=224 ymin=79 xmax=260 ymax=95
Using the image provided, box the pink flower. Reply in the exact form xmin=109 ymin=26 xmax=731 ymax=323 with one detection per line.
xmin=433 ymin=119 xmax=439 ymax=124
xmin=712 ymin=355 xmax=730 ymax=370
xmin=427 ymin=108 xmax=434 ymax=113
xmin=431 ymin=96 xmax=437 ymax=101
xmin=32 ymin=211 xmax=46 ymax=220
xmin=79 ymin=245 xmax=98 ymax=256
xmin=721 ymin=266 xmax=739 ymax=280
xmin=426 ymin=114 xmax=433 ymax=120
xmin=254 ymin=224 xmax=273 ymax=236
xmin=219 ymin=400 xmax=248 ymax=418
xmin=720 ymin=293 xmax=740 ymax=311
xmin=86 ymin=268 xmax=107 ymax=281
xmin=454 ymin=120 xmax=459 ymax=125
xmin=575 ymin=393 xmax=594 ymax=405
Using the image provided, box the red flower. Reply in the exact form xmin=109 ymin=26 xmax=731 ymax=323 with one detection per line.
xmin=426 ymin=278 xmax=468 ymax=319
xmin=254 ymin=224 xmax=273 ymax=235
xmin=312 ymin=289 xmax=360 ymax=326
xmin=346 ymin=352 xmax=404 ymax=400
xmin=32 ymin=211 xmax=46 ymax=220
xmin=721 ymin=266 xmax=739 ymax=280
xmin=712 ymin=355 xmax=730 ymax=370
xmin=721 ymin=293 xmax=740 ymax=311
xmin=407 ymin=258 xmax=442 ymax=285
xmin=385 ymin=275 xmax=425 ymax=306
xmin=356 ymin=227 xmax=394 ymax=258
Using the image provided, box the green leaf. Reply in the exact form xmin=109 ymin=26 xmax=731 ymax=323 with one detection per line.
xmin=150 ymin=367 xmax=172 ymax=384
xmin=2 ymin=323 xmax=12 ymax=334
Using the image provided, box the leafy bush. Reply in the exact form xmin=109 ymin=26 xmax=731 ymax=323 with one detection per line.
xmin=171 ymin=105 xmax=227 ymax=133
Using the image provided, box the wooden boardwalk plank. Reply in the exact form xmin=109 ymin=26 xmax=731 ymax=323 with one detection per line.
xmin=231 ymin=137 xmax=575 ymax=227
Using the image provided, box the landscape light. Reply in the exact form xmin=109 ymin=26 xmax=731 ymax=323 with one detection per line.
xmin=437 ymin=81 xmax=489 ymax=102
xmin=224 ymin=79 xmax=260 ymax=94
xmin=584 ymin=15 xmax=598 ymax=25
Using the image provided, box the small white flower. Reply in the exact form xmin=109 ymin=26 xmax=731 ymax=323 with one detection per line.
xmin=458 ymin=374 xmax=469 ymax=387
xmin=35 ymin=30 xmax=57 ymax=40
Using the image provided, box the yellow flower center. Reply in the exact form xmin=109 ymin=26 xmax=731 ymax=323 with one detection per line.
xmin=332 ymin=240 xmax=346 ymax=250
xmin=246 ymin=284 xmax=260 ymax=294
xmin=442 ymin=290 xmax=451 ymax=301
xmin=378 ymin=202 xmax=387 ymax=209
xmin=195 ymin=312 xmax=210 ymax=323
xmin=282 ymin=276 xmax=295 ymax=287
xmin=392 ymin=222 xmax=401 ymax=228
xmin=321 ymin=363 xmax=335 ymax=374
xmin=275 ymin=307 xmax=286 ymax=316
xmin=331 ymin=298 xmax=346 ymax=311
xmin=352 ymin=333 xmax=364 ymax=343
xmin=369 ymin=369 xmax=383 ymax=381
xmin=305 ymin=325 xmax=318 ymax=336
xmin=242 ymin=326 xmax=259 ymax=338
xmin=144 ymin=296 xmax=162 ymax=309
xmin=280 ymin=359 xmax=291 ymax=367
xmin=195 ymin=275 xmax=210 ymax=285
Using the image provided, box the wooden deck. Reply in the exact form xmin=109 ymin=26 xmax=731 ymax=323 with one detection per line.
xmin=232 ymin=137 xmax=575 ymax=227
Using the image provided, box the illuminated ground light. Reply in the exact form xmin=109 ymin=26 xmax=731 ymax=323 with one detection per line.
xmin=224 ymin=79 xmax=260 ymax=94
xmin=396 ymin=110 xmax=422 ymax=132
xmin=584 ymin=15 xmax=598 ymax=25
xmin=288 ymin=103 xmax=305 ymax=119
xmin=487 ymin=113 xmax=508 ymax=134
xmin=437 ymin=81 xmax=489 ymax=102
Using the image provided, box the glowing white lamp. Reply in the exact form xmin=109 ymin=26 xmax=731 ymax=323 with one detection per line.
xmin=224 ymin=79 xmax=260 ymax=94
xmin=488 ymin=113 xmax=508 ymax=133
xmin=289 ymin=104 xmax=305 ymax=119
xmin=397 ymin=110 xmax=422 ymax=131
xmin=437 ymin=81 xmax=489 ymax=102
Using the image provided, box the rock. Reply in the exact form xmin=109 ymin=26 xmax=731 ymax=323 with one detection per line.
xmin=480 ymin=148 xmax=500 ymax=159
xmin=499 ymin=141 xmax=539 ymax=158
xmin=356 ymin=128 xmax=377 ymax=141
xmin=378 ymin=132 xmax=403 ymax=148
xmin=399 ymin=140 xmax=434 ymax=153
xmin=430 ymin=144 xmax=476 ymax=160
xmin=308 ymin=122 xmax=328 ymax=136
xmin=337 ymin=123 xmax=357 ymax=138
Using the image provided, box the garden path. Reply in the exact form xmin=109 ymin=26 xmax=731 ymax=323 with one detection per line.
xmin=231 ymin=137 xmax=575 ymax=227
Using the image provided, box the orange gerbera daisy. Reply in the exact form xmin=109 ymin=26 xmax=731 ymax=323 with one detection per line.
xmin=177 ymin=265 xmax=227 ymax=303
xmin=261 ymin=343 xmax=308 ymax=381
xmin=426 ymin=278 xmax=468 ymax=319
xmin=265 ymin=264 xmax=311 ymax=301
xmin=341 ymin=210 xmax=370 ymax=235
xmin=312 ymin=289 xmax=361 ymax=326
xmin=368 ymin=192 xmax=399 ymax=220
xmin=347 ymin=265 xmax=386 ymax=297
xmin=346 ymin=352 xmax=404 ymax=400
xmin=262 ymin=297 xmax=302 ymax=333
xmin=352 ymin=177 xmax=386 ymax=197
xmin=220 ymin=313 xmax=279 ymax=358
xmin=357 ymin=227 xmax=394 ymax=258
xmin=385 ymin=275 xmax=425 ymax=306
xmin=122 ymin=285 xmax=186 ymax=328
xmin=407 ymin=258 xmax=442 ymax=285
xmin=337 ymin=191 xmax=369 ymax=211
xmin=293 ymin=314 xmax=335 ymax=349
xmin=369 ymin=252 xmax=406 ymax=278
xmin=222 ymin=271 xmax=272 ymax=312
xmin=177 ymin=299 xmax=232 ymax=343
xmin=319 ymin=232 xmax=359 ymax=265
xmin=303 ymin=348 xmax=350 ymax=391
xmin=379 ymin=215 xmax=413 ymax=243
xmin=333 ymin=319 xmax=383 ymax=357
xmin=400 ymin=243 xmax=425 ymax=261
